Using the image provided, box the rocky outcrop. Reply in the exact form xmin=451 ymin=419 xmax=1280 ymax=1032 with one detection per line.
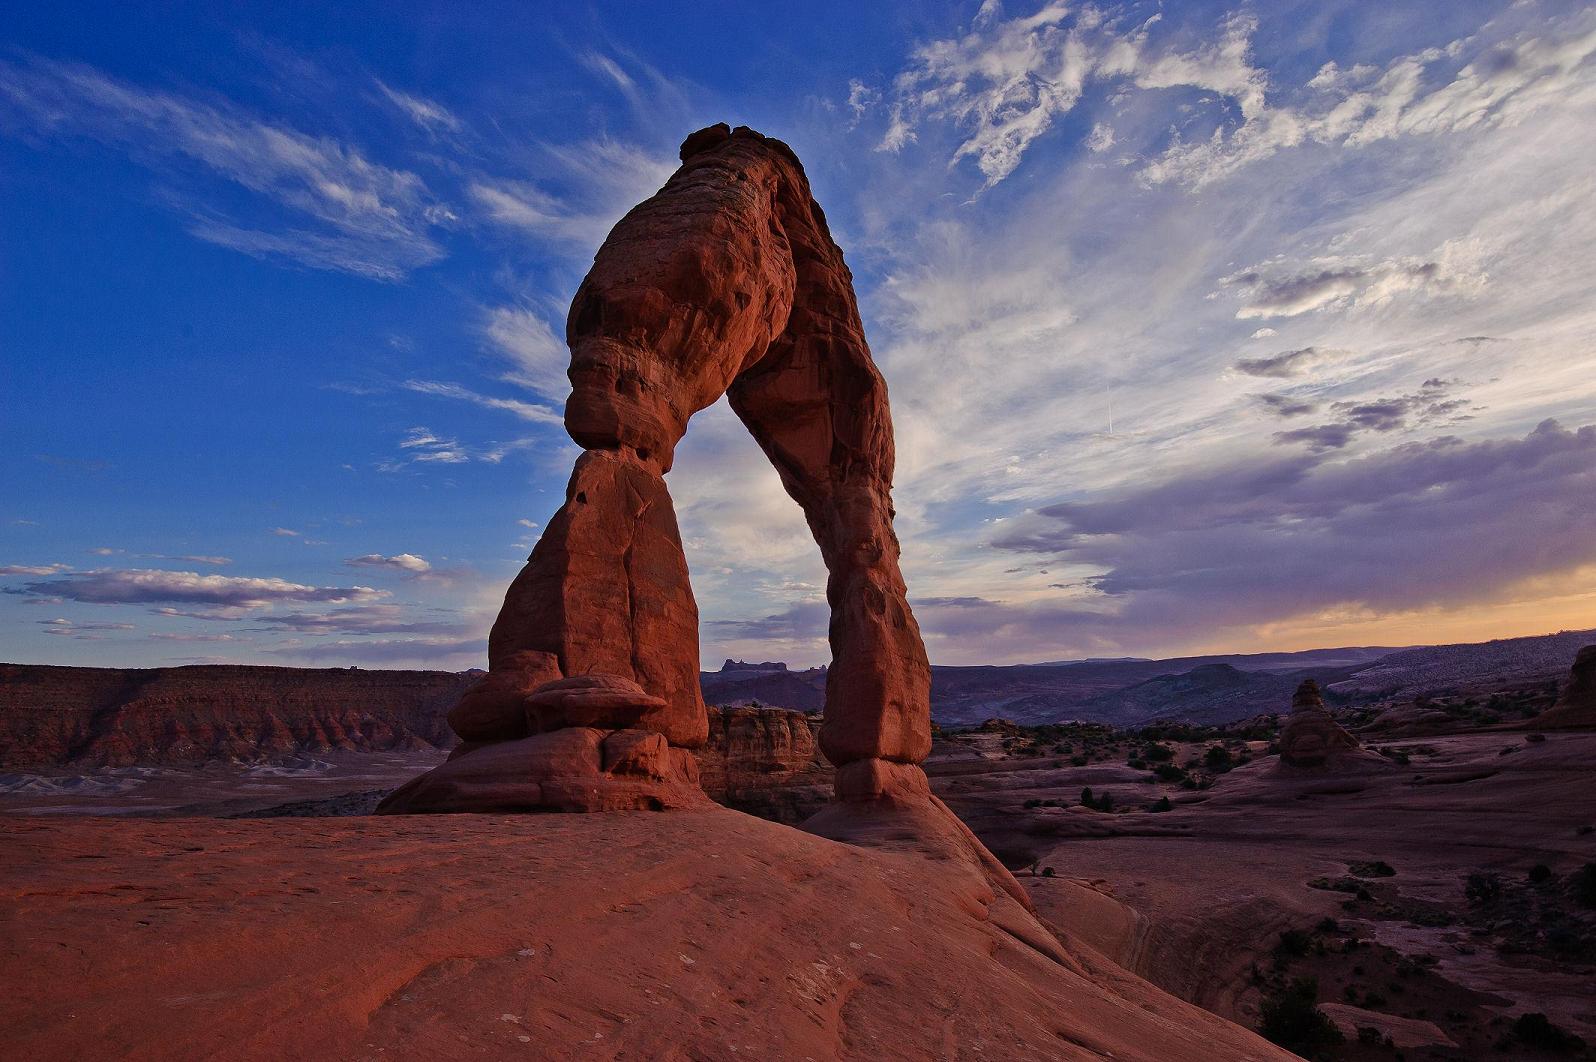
xmin=700 ymin=662 xmax=827 ymax=712
xmin=0 ymin=663 xmax=469 ymax=769
xmin=695 ymin=705 xmax=829 ymax=822
xmin=1276 ymin=678 xmax=1363 ymax=769
xmin=386 ymin=123 xmax=935 ymax=814
xmin=1527 ymin=645 xmax=1596 ymax=730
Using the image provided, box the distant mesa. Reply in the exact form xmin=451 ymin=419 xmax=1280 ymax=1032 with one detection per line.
xmin=1529 ymin=644 xmax=1596 ymax=729
xmin=1276 ymin=678 xmax=1375 ymax=771
xmin=721 ymin=659 xmax=789 ymax=673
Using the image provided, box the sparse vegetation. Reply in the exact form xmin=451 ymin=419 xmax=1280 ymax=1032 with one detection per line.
xmin=1501 ymin=1012 xmax=1586 ymax=1053
xmin=1258 ymin=977 xmax=1343 ymax=1057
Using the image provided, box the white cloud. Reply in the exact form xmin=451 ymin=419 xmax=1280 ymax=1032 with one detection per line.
xmin=1143 ymin=9 xmax=1596 ymax=188
xmin=483 ymin=305 xmax=569 ymax=401
xmin=374 ymin=80 xmax=462 ymax=134
xmin=270 ymin=527 xmax=301 ymax=537
xmin=346 ymin=552 xmax=432 ymax=573
xmin=0 ymin=57 xmax=449 ymax=279
xmin=0 ymin=563 xmax=69 ymax=576
xmin=402 ymin=380 xmax=563 ymax=425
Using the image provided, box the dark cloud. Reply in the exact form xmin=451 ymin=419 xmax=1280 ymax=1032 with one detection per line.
xmin=253 ymin=605 xmax=468 ymax=636
xmin=1273 ymin=423 xmax=1356 ymax=450
xmin=20 ymin=569 xmax=387 ymax=607
xmin=1272 ymin=381 xmax=1474 ymax=449
xmin=1231 ymin=267 xmax=1368 ymax=316
xmin=992 ymin=420 xmax=1596 ymax=629
xmin=1255 ymin=392 xmax=1319 ymax=417
xmin=705 ymin=600 xmax=829 ymax=641
xmin=1234 ymin=346 xmax=1341 ymax=378
xmin=39 ymin=618 xmax=135 ymax=638
xmin=268 ymin=636 xmax=483 ymax=664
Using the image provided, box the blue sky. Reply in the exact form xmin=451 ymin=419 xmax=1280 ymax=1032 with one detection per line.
xmin=3 ymin=0 xmax=1594 ymax=671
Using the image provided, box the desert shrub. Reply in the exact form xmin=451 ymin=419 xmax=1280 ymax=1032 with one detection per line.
xmin=1095 ymin=791 xmax=1114 ymax=812
xmin=1529 ymin=864 xmax=1553 ymax=884
xmin=1572 ymin=862 xmax=1596 ymax=908
xmin=1151 ymin=763 xmax=1186 ymax=782
xmin=1504 ymin=1012 xmax=1586 ymax=1052
xmin=1143 ymin=743 xmax=1174 ymax=762
xmin=1465 ymin=872 xmax=1502 ymax=904
xmin=1080 ymin=787 xmax=1094 ymax=807
xmin=1258 ymin=977 xmax=1343 ymax=1056
xmin=1577 ymin=824 xmax=1594 ymax=836
xmin=1526 ymin=732 xmax=1547 ymax=743
xmin=1023 ymin=799 xmax=1042 ymax=809
xmin=1041 ymin=866 xmax=1055 ymax=878
xmin=1204 ymin=745 xmax=1234 ymax=772
xmin=1348 ymin=860 xmax=1395 ymax=878
xmin=1356 ymin=1026 xmax=1384 ymax=1045
xmin=1151 ymin=796 xmax=1172 ymax=813
xmin=1316 ymin=917 xmax=1340 ymax=935
xmin=1277 ymin=929 xmax=1313 ymax=957
xmin=1070 ymin=755 xmax=1088 ymax=766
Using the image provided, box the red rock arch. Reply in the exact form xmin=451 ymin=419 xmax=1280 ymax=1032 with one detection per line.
xmin=381 ymin=125 xmax=931 ymax=813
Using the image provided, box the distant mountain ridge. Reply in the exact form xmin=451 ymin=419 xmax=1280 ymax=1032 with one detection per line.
xmin=701 ymin=630 xmax=1595 ymax=728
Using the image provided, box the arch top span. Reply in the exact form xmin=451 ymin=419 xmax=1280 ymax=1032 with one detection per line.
xmin=379 ymin=124 xmax=933 ymax=815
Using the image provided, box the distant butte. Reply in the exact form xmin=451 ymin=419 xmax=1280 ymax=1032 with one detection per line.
xmin=1275 ymin=677 xmax=1383 ymax=772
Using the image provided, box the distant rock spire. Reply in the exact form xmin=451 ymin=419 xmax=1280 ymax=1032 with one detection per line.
xmin=1277 ymin=676 xmax=1360 ymax=769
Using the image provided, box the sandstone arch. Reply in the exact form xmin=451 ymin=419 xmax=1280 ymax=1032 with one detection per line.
xmin=378 ymin=124 xmax=932 ymax=814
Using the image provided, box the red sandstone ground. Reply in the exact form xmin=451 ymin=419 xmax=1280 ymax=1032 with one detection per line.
xmin=0 ymin=809 xmax=1291 ymax=1061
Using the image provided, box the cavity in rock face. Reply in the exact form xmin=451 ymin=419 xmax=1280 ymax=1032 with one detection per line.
xmin=377 ymin=124 xmax=932 ymax=814
xmin=1277 ymin=678 xmax=1361 ymax=768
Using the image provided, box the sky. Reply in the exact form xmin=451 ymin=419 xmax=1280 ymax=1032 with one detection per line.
xmin=3 ymin=0 xmax=1595 ymax=672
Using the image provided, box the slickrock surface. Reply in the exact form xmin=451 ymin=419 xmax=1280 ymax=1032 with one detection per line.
xmin=1531 ymin=644 xmax=1596 ymax=729
xmin=0 ymin=663 xmax=469 ymax=769
xmin=0 ymin=809 xmax=1291 ymax=1062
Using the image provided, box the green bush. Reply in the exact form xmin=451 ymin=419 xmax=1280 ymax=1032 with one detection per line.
xmin=1529 ymin=863 xmax=1553 ymax=884
xmin=1150 ymin=796 xmax=1172 ymax=813
xmin=1080 ymin=786 xmax=1094 ymax=807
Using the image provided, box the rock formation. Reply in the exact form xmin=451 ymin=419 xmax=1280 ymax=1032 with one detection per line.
xmin=1276 ymin=678 xmax=1362 ymax=768
xmin=1529 ymin=644 xmax=1596 ymax=729
xmin=695 ymin=705 xmax=829 ymax=822
xmin=379 ymin=124 xmax=933 ymax=815
xmin=0 ymin=663 xmax=469 ymax=769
